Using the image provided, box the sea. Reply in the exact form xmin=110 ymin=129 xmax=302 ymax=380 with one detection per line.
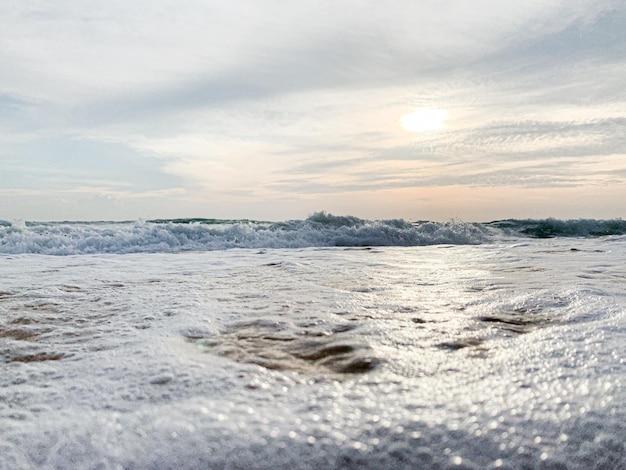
xmin=1 ymin=212 xmax=625 ymax=469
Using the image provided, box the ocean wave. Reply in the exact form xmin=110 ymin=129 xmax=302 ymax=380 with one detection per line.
xmin=0 ymin=213 xmax=488 ymax=255
xmin=1 ymin=213 xmax=624 ymax=255
xmin=487 ymin=218 xmax=626 ymax=238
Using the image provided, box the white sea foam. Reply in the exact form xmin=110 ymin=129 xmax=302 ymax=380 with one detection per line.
xmin=1 ymin=238 xmax=625 ymax=468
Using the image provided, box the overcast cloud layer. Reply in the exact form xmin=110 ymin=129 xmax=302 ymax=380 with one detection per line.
xmin=1 ymin=0 xmax=625 ymax=221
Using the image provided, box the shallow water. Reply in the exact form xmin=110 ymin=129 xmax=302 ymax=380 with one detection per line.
xmin=1 ymin=238 xmax=625 ymax=469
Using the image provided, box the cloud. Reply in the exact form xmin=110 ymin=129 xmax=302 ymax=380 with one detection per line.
xmin=0 ymin=137 xmax=181 ymax=192
xmin=1 ymin=0 xmax=625 ymax=220
xmin=269 ymin=113 xmax=626 ymax=194
xmin=2 ymin=1 xmax=616 ymax=109
xmin=444 ymin=117 xmax=626 ymax=160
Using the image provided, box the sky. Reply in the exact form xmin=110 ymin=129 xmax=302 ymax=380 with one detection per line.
xmin=1 ymin=0 xmax=625 ymax=222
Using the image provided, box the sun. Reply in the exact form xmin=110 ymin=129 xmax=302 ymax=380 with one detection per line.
xmin=400 ymin=108 xmax=449 ymax=133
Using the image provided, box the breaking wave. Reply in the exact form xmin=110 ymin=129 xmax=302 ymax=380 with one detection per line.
xmin=0 ymin=212 xmax=624 ymax=255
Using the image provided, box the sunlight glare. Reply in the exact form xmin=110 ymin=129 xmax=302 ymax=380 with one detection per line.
xmin=401 ymin=108 xmax=449 ymax=133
